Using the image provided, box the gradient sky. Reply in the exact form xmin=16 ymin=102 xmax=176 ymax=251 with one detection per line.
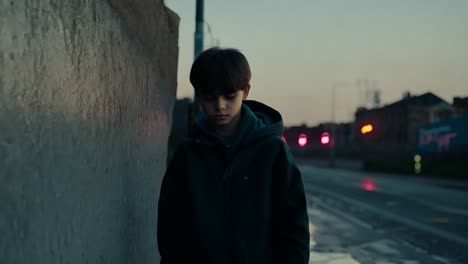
xmin=165 ymin=0 xmax=468 ymax=126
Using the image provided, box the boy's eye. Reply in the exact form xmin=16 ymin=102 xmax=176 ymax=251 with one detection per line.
xmin=201 ymin=92 xmax=236 ymax=101
xmin=224 ymin=93 xmax=237 ymax=100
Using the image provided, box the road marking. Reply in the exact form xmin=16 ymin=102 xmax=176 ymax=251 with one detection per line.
xmin=304 ymin=183 xmax=468 ymax=247
xmin=432 ymin=218 xmax=449 ymax=224
xmin=408 ymin=197 xmax=468 ymax=217
xmin=431 ymin=205 xmax=468 ymax=217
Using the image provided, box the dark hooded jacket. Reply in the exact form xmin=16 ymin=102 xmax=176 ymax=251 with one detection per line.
xmin=158 ymin=100 xmax=310 ymax=264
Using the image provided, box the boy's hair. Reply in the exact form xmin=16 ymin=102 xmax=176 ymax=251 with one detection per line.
xmin=190 ymin=47 xmax=251 ymax=95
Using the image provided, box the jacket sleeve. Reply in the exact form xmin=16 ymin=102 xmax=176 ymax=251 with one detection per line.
xmin=272 ymin=140 xmax=310 ymax=264
xmin=157 ymin=146 xmax=188 ymax=264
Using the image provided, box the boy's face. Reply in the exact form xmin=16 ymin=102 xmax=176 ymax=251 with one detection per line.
xmin=198 ymin=85 xmax=250 ymax=130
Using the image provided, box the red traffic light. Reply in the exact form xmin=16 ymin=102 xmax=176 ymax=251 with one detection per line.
xmin=298 ymin=133 xmax=308 ymax=147
xmin=361 ymin=124 xmax=373 ymax=135
xmin=320 ymin=132 xmax=330 ymax=145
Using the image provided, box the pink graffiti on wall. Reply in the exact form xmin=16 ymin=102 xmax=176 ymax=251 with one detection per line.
xmin=419 ymin=127 xmax=457 ymax=152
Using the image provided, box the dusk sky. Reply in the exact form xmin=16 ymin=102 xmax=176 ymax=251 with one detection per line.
xmin=165 ymin=0 xmax=468 ymax=126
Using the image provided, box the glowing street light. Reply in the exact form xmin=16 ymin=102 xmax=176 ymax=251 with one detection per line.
xmin=321 ymin=132 xmax=330 ymax=145
xmin=298 ymin=133 xmax=308 ymax=147
xmin=361 ymin=124 xmax=374 ymax=135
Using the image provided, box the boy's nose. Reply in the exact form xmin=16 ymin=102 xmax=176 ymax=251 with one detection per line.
xmin=215 ymin=98 xmax=226 ymax=110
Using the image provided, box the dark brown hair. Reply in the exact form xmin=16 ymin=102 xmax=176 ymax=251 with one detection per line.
xmin=190 ymin=47 xmax=251 ymax=95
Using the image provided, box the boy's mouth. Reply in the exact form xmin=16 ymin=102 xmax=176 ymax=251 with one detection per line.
xmin=214 ymin=114 xmax=229 ymax=120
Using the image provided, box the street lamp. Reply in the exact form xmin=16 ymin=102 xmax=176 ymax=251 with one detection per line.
xmin=361 ymin=124 xmax=374 ymax=135
xmin=298 ymin=133 xmax=308 ymax=147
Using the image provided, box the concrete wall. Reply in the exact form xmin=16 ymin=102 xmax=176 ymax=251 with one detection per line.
xmin=0 ymin=0 xmax=179 ymax=263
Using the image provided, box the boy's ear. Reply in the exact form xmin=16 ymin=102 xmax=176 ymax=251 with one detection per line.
xmin=243 ymin=84 xmax=251 ymax=100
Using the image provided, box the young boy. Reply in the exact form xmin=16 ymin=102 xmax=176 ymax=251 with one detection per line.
xmin=158 ymin=47 xmax=310 ymax=264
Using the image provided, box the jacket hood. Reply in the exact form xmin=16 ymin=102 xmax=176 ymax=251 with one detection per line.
xmin=190 ymin=100 xmax=284 ymax=150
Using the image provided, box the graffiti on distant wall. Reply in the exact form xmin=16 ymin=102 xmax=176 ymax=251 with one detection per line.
xmin=417 ymin=117 xmax=468 ymax=154
xmin=418 ymin=126 xmax=456 ymax=152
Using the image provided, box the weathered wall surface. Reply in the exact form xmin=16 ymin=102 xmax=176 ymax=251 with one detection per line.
xmin=0 ymin=0 xmax=179 ymax=263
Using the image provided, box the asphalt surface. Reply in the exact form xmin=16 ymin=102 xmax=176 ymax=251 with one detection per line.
xmin=300 ymin=165 xmax=468 ymax=264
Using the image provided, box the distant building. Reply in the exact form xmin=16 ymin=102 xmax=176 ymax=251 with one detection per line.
xmin=354 ymin=92 xmax=455 ymax=146
xmin=453 ymin=96 xmax=468 ymax=117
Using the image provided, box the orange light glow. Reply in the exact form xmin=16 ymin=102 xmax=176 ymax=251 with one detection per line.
xmin=361 ymin=124 xmax=374 ymax=134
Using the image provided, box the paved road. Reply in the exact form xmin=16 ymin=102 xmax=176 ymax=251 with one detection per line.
xmin=300 ymin=165 xmax=468 ymax=264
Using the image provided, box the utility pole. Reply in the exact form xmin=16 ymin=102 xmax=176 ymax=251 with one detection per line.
xmin=194 ymin=0 xmax=204 ymax=59
xmin=190 ymin=0 xmax=204 ymax=124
